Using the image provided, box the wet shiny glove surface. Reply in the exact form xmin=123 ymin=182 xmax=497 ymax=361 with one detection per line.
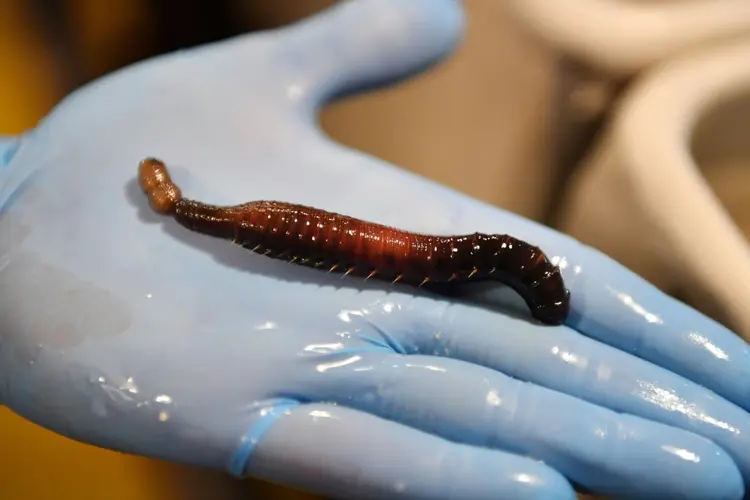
xmin=1 ymin=1 xmax=750 ymax=499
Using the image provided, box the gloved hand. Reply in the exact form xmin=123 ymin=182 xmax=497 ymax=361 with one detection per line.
xmin=2 ymin=1 xmax=750 ymax=499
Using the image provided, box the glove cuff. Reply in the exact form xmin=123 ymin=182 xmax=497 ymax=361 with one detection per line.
xmin=0 ymin=135 xmax=21 ymax=167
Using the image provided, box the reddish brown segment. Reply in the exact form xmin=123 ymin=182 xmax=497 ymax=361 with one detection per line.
xmin=137 ymin=158 xmax=571 ymax=325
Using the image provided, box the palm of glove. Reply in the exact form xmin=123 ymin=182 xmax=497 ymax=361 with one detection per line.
xmin=1 ymin=1 xmax=750 ymax=499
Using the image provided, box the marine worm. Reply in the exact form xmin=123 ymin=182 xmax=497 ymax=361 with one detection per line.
xmin=137 ymin=158 xmax=571 ymax=324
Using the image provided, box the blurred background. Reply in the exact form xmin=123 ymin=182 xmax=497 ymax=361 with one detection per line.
xmin=2 ymin=0 xmax=749 ymax=498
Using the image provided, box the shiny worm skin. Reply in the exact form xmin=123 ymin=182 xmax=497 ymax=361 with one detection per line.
xmin=137 ymin=158 xmax=571 ymax=324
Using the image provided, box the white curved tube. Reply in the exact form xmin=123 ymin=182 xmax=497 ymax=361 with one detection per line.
xmin=505 ymin=0 xmax=750 ymax=75
xmin=558 ymin=37 xmax=750 ymax=338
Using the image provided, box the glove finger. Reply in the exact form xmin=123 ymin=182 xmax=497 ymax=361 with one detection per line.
xmin=229 ymin=0 xmax=465 ymax=104
xmin=394 ymin=297 xmax=750 ymax=485
xmin=567 ymin=244 xmax=750 ymax=414
xmin=238 ymin=402 xmax=576 ymax=500
xmin=300 ymin=349 xmax=743 ymax=499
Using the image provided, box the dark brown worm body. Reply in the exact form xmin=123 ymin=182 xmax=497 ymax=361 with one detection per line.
xmin=138 ymin=158 xmax=571 ymax=325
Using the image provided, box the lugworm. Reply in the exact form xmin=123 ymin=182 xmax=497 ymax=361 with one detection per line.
xmin=137 ymin=158 xmax=570 ymax=324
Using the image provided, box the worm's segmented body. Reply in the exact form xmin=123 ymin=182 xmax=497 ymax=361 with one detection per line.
xmin=138 ymin=158 xmax=570 ymax=324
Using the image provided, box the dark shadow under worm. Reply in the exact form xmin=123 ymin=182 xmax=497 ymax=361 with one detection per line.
xmin=136 ymin=158 xmax=571 ymax=325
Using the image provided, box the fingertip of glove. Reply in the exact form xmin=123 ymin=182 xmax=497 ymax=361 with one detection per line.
xmin=245 ymin=0 xmax=466 ymax=104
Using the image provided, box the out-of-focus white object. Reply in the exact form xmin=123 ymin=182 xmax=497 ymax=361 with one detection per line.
xmin=557 ymin=37 xmax=750 ymax=339
xmin=504 ymin=0 xmax=750 ymax=76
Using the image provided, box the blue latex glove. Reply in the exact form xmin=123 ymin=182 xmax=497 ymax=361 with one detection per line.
xmin=2 ymin=1 xmax=750 ymax=498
